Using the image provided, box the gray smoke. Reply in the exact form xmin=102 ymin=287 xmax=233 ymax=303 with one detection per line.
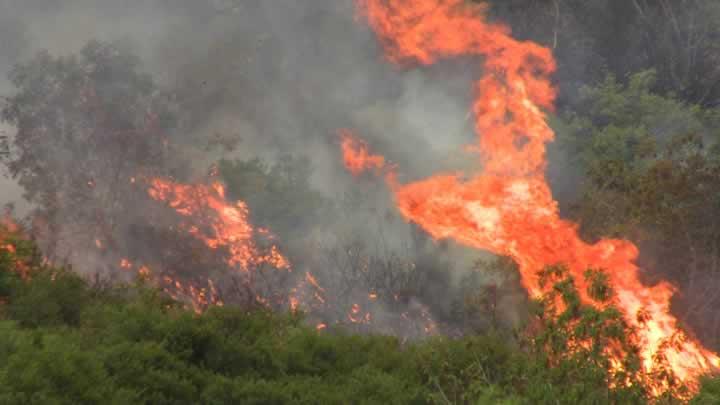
xmin=0 ymin=0 xmax=516 ymax=335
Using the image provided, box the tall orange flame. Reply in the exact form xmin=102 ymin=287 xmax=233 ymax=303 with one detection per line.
xmin=347 ymin=0 xmax=719 ymax=391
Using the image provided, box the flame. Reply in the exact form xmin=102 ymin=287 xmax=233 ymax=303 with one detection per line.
xmin=288 ymin=270 xmax=327 ymax=313
xmin=289 ymin=296 xmax=300 ymax=312
xmin=340 ymin=129 xmax=391 ymax=178
xmin=148 ymin=178 xmax=290 ymax=272
xmin=138 ymin=265 xmax=150 ymax=277
xmin=1 ymin=214 xmax=31 ymax=279
xmin=125 ymin=260 xmax=223 ymax=314
xmin=144 ymin=177 xmax=290 ymax=313
xmin=305 ymin=272 xmax=325 ymax=292
xmin=348 ymin=0 xmax=719 ymax=392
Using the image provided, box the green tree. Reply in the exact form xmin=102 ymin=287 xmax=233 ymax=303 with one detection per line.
xmin=219 ymin=156 xmax=328 ymax=242
xmin=556 ymin=70 xmax=720 ymax=348
xmin=3 ymin=227 xmax=689 ymax=404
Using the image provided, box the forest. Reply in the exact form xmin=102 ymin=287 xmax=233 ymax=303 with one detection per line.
xmin=1 ymin=0 xmax=720 ymax=403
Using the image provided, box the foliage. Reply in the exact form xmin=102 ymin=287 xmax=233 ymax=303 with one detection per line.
xmin=0 ymin=225 xmax=703 ymax=404
xmin=219 ymin=156 xmax=329 ymax=241
xmin=691 ymin=376 xmax=720 ymax=405
xmin=1 ymin=40 xmax=180 ymax=263
xmin=556 ymin=70 xmax=720 ymax=347
xmin=482 ymin=0 xmax=720 ymax=107
xmin=450 ymin=257 xmax=527 ymax=334
xmin=533 ymin=266 xmax=650 ymax=402
xmin=1 ymin=3 xmax=720 ymax=404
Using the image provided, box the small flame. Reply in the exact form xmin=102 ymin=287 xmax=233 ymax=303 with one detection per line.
xmin=340 ymin=130 xmax=397 ymax=186
xmin=1 ymin=215 xmax=30 ymax=278
xmin=340 ymin=130 xmax=386 ymax=175
xmin=148 ymin=178 xmax=290 ymax=272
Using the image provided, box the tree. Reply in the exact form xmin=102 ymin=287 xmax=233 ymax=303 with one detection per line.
xmin=0 ymin=230 xmax=694 ymax=403
xmin=481 ymin=0 xmax=720 ymax=107
xmin=629 ymin=0 xmax=720 ymax=106
xmin=219 ymin=155 xmax=328 ymax=242
xmin=557 ymin=70 xmax=720 ymax=348
xmin=1 ymin=40 xmax=180 ymax=268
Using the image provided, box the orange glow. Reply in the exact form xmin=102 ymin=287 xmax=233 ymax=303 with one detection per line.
xmin=1 ymin=215 xmax=30 ymax=279
xmin=340 ymin=129 xmax=389 ymax=177
xmin=290 ymin=296 xmax=300 ymax=312
xmin=148 ymin=178 xmax=290 ymax=272
xmin=305 ymin=272 xmax=325 ymax=292
xmin=145 ymin=177 xmax=290 ymax=313
xmin=349 ymin=0 xmax=719 ymax=393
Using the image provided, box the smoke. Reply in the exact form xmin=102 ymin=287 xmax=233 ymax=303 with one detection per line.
xmin=0 ymin=0 xmax=521 ymax=335
xmin=1 ymin=1 xmax=478 ymax=198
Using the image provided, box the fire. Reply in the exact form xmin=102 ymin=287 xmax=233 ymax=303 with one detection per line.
xmin=1 ymin=214 xmax=31 ymax=279
xmin=289 ymin=296 xmax=300 ymax=312
xmin=348 ymin=303 xmax=372 ymax=324
xmin=305 ymin=272 xmax=325 ymax=292
xmin=347 ymin=0 xmax=719 ymax=392
xmin=148 ymin=178 xmax=290 ymax=272
xmin=143 ymin=177 xmax=291 ymax=313
xmin=340 ymin=130 xmax=389 ymax=177
xmin=288 ymin=270 xmax=327 ymax=313
xmin=138 ymin=265 xmax=150 ymax=277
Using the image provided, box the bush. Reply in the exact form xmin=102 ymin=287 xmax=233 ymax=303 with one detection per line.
xmin=0 ymin=223 xmax=699 ymax=404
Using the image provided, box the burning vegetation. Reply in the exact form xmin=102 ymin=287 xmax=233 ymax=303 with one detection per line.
xmin=1 ymin=0 xmax=720 ymax=403
xmin=341 ymin=0 xmax=720 ymax=397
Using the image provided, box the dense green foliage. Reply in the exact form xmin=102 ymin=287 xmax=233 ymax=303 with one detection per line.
xmin=218 ymin=156 xmax=329 ymax=241
xmin=2 ymin=1 xmax=720 ymax=403
xmin=552 ymin=70 xmax=720 ymax=348
xmin=3 ymin=225 xmax=718 ymax=404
